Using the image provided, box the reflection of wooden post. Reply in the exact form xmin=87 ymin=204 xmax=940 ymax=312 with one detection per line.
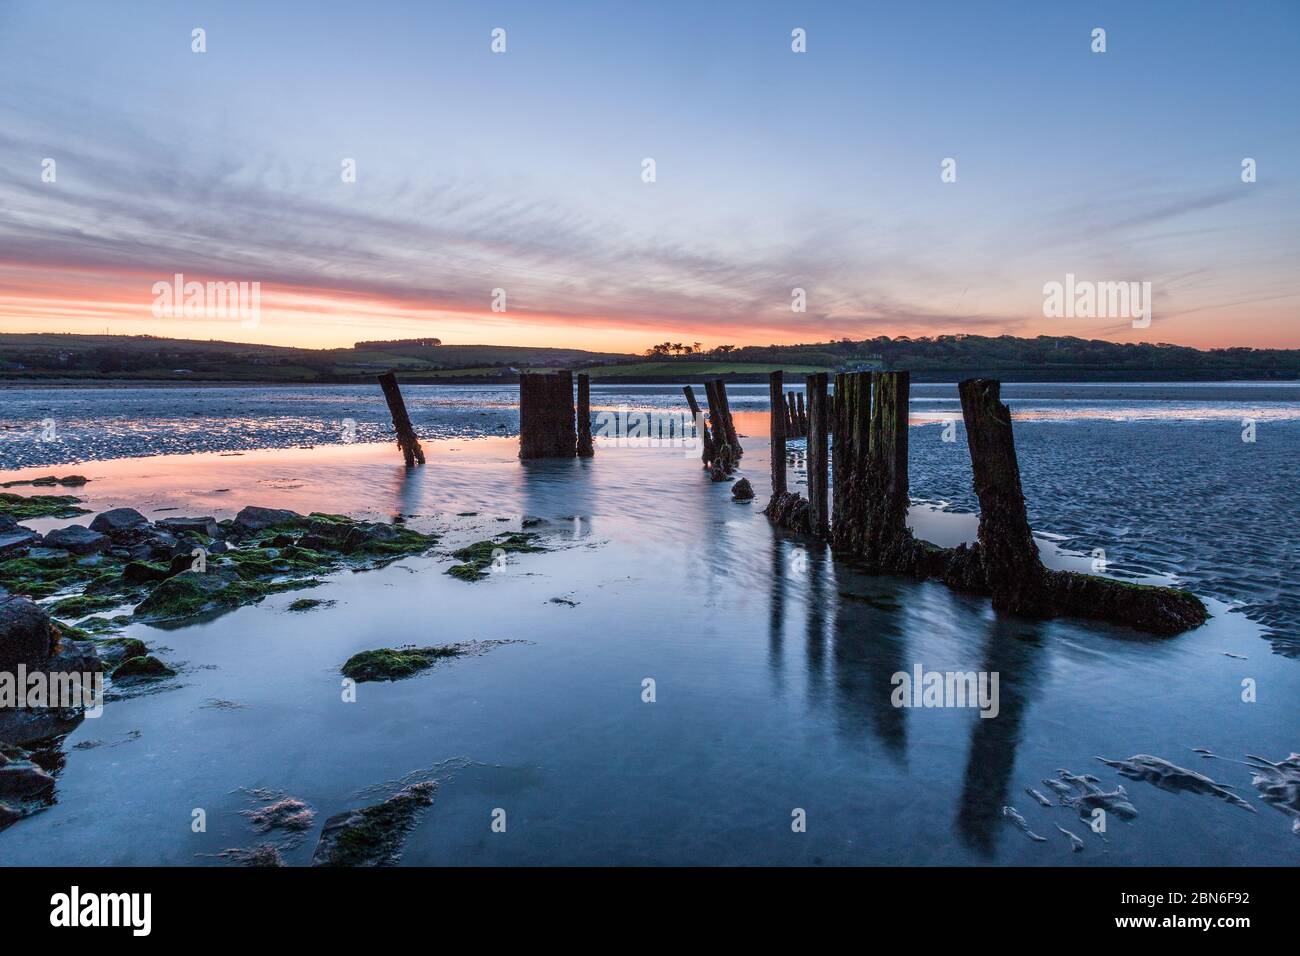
xmin=806 ymin=373 xmax=829 ymax=536
xmin=958 ymin=378 xmax=1046 ymax=614
xmin=377 ymin=372 xmax=425 ymax=466
xmin=682 ymin=385 xmax=712 ymax=466
xmin=519 ymin=371 xmax=576 ymax=460
xmin=576 ymin=373 xmax=594 ymax=458
xmin=768 ymin=371 xmax=786 ymax=495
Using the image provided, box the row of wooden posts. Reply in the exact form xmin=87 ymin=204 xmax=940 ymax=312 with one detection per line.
xmin=764 ymin=369 xmax=1207 ymax=636
xmin=375 ymin=366 xmax=1203 ymax=636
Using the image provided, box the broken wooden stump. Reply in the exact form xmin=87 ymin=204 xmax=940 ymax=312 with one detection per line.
xmin=768 ymin=370 xmax=786 ymax=496
xmin=377 ymin=372 xmax=425 ymax=467
xmin=955 ymin=378 xmax=1206 ymax=633
xmin=576 ymin=373 xmax=594 ymax=458
xmin=958 ymin=378 xmax=1047 ymax=614
xmin=519 ymin=370 xmax=577 ymax=460
xmin=703 ymin=380 xmax=734 ymax=478
xmin=683 ymin=385 xmax=713 ymax=468
xmin=713 ymin=379 xmax=742 ymax=458
xmin=806 ymin=373 xmax=829 ymax=537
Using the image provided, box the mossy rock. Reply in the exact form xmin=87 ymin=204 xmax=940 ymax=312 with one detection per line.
xmin=97 ymin=637 xmax=148 ymax=665
xmin=0 ymin=553 xmax=99 ymax=598
xmin=445 ymin=533 xmax=545 ymax=582
xmin=311 ymin=782 xmax=436 ymax=867
xmin=111 ymin=654 xmax=175 ymax=680
xmin=0 ymin=492 xmax=89 ymax=520
xmin=48 ymin=592 xmax=129 ymax=620
xmin=340 ymin=645 xmax=463 ymax=682
xmin=132 ymin=570 xmax=252 ymax=620
xmin=286 ymin=598 xmax=334 ymax=613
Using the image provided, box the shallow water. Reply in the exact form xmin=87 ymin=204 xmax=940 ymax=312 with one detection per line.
xmin=0 ymin=436 xmax=1296 ymax=866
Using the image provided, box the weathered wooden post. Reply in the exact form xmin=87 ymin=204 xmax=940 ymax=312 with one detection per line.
xmin=683 ymin=385 xmax=713 ymax=467
xmin=377 ymin=372 xmax=426 ymax=467
xmin=806 ymin=372 xmax=829 ymax=537
xmin=785 ymin=392 xmax=798 ymax=437
xmin=576 ymin=373 xmax=594 ymax=458
xmin=519 ymin=370 xmax=577 ymax=460
xmin=862 ymin=371 xmax=910 ymax=567
xmin=795 ymin=392 xmax=807 ymax=438
xmin=831 ymin=372 xmax=872 ymax=552
xmin=703 ymin=379 xmax=731 ymax=476
xmin=714 ymin=379 xmax=742 ymax=457
xmin=958 ymin=378 xmax=1047 ymax=614
xmin=831 ymin=373 xmax=846 ymax=531
xmin=768 ymin=370 xmax=786 ymax=496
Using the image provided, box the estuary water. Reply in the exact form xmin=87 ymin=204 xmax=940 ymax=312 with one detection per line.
xmin=0 ymin=382 xmax=1296 ymax=865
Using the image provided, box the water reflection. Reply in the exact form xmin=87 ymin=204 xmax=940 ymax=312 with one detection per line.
xmin=955 ymin=618 xmax=1046 ymax=855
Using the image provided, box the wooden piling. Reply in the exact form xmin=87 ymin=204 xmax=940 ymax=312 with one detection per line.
xmin=768 ymin=370 xmax=786 ymax=496
xmin=377 ymin=372 xmax=426 ymax=467
xmin=683 ymin=385 xmax=713 ymax=467
xmin=831 ymin=373 xmax=846 ymax=530
xmin=714 ymin=380 xmax=742 ymax=457
xmin=519 ymin=370 xmax=577 ymax=460
xmin=795 ymin=391 xmax=807 ymax=438
xmin=703 ymin=379 xmax=731 ymax=476
xmin=862 ymin=371 xmax=911 ymax=567
xmin=576 ymin=373 xmax=594 ymax=458
xmin=831 ymin=372 xmax=872 ymax=552
xmin=785 ymin=392 xmax=798 ymax=438
xmin=806 ymin=372 xmax=829 ymax=536
xmin=958 ymin=378 xmax=1046 ymax=614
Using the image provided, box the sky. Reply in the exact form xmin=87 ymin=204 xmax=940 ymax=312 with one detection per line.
xmin=0 ymin=0 xmax=1297 ymax=352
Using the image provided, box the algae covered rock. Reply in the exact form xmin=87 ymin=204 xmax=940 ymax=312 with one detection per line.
xmin=310 ymin=781 xmax=436 ymax=867
xmin=110 ymin=655 xmax=176 ymax=681
xmin=340 ymin=645 xmax=462 ymax=682
xmin=445 ymin=532 xmax=545 ymax=582
xmin=132 ymin=570 xmax=248 ymax=620
xmin=731 ymin=477 xmax=754 ymax=500
xmin=0 ymin=492 xmax=89 ymax=521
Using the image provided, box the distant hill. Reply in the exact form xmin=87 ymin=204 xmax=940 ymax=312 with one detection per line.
xmin=0 ymin=332 xmax=1295 ymax=383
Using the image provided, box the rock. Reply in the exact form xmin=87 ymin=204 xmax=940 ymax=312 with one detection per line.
xmin=121 ymin=561 xmax=171 ymax=585
xmin=95 ymin=638 xmax=148 ymax=667
xmin=110 ymin=655 xmax=175 ymax=681
xmin=731 ymin=477 xmax=754 ymax=500
xmin=340 ymin=645 xmax=463 ymax=682
xmin=0 ymin=759 xmax=56 ymax=801
xmin=0 ymin=596 xmax=57 ymax=668
xmin=0 ymin=528 xmax=39 ymax=557
xmin=89 ymin=508 xmax=150 ymax=542
xmin=232 ymin=506 xmax=308 ymax=535
xmin=132 ymin=570 xmax=245 ymax=620
xmin=311 ymin=782 xmax=436 ymax=866
xmin=0 ymin=515 xmax=15 ymax=532
xmin=40 ymin=525 xmax=111 ymax=555
xmin=155 ymin=516 xmax=219 ymax=537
